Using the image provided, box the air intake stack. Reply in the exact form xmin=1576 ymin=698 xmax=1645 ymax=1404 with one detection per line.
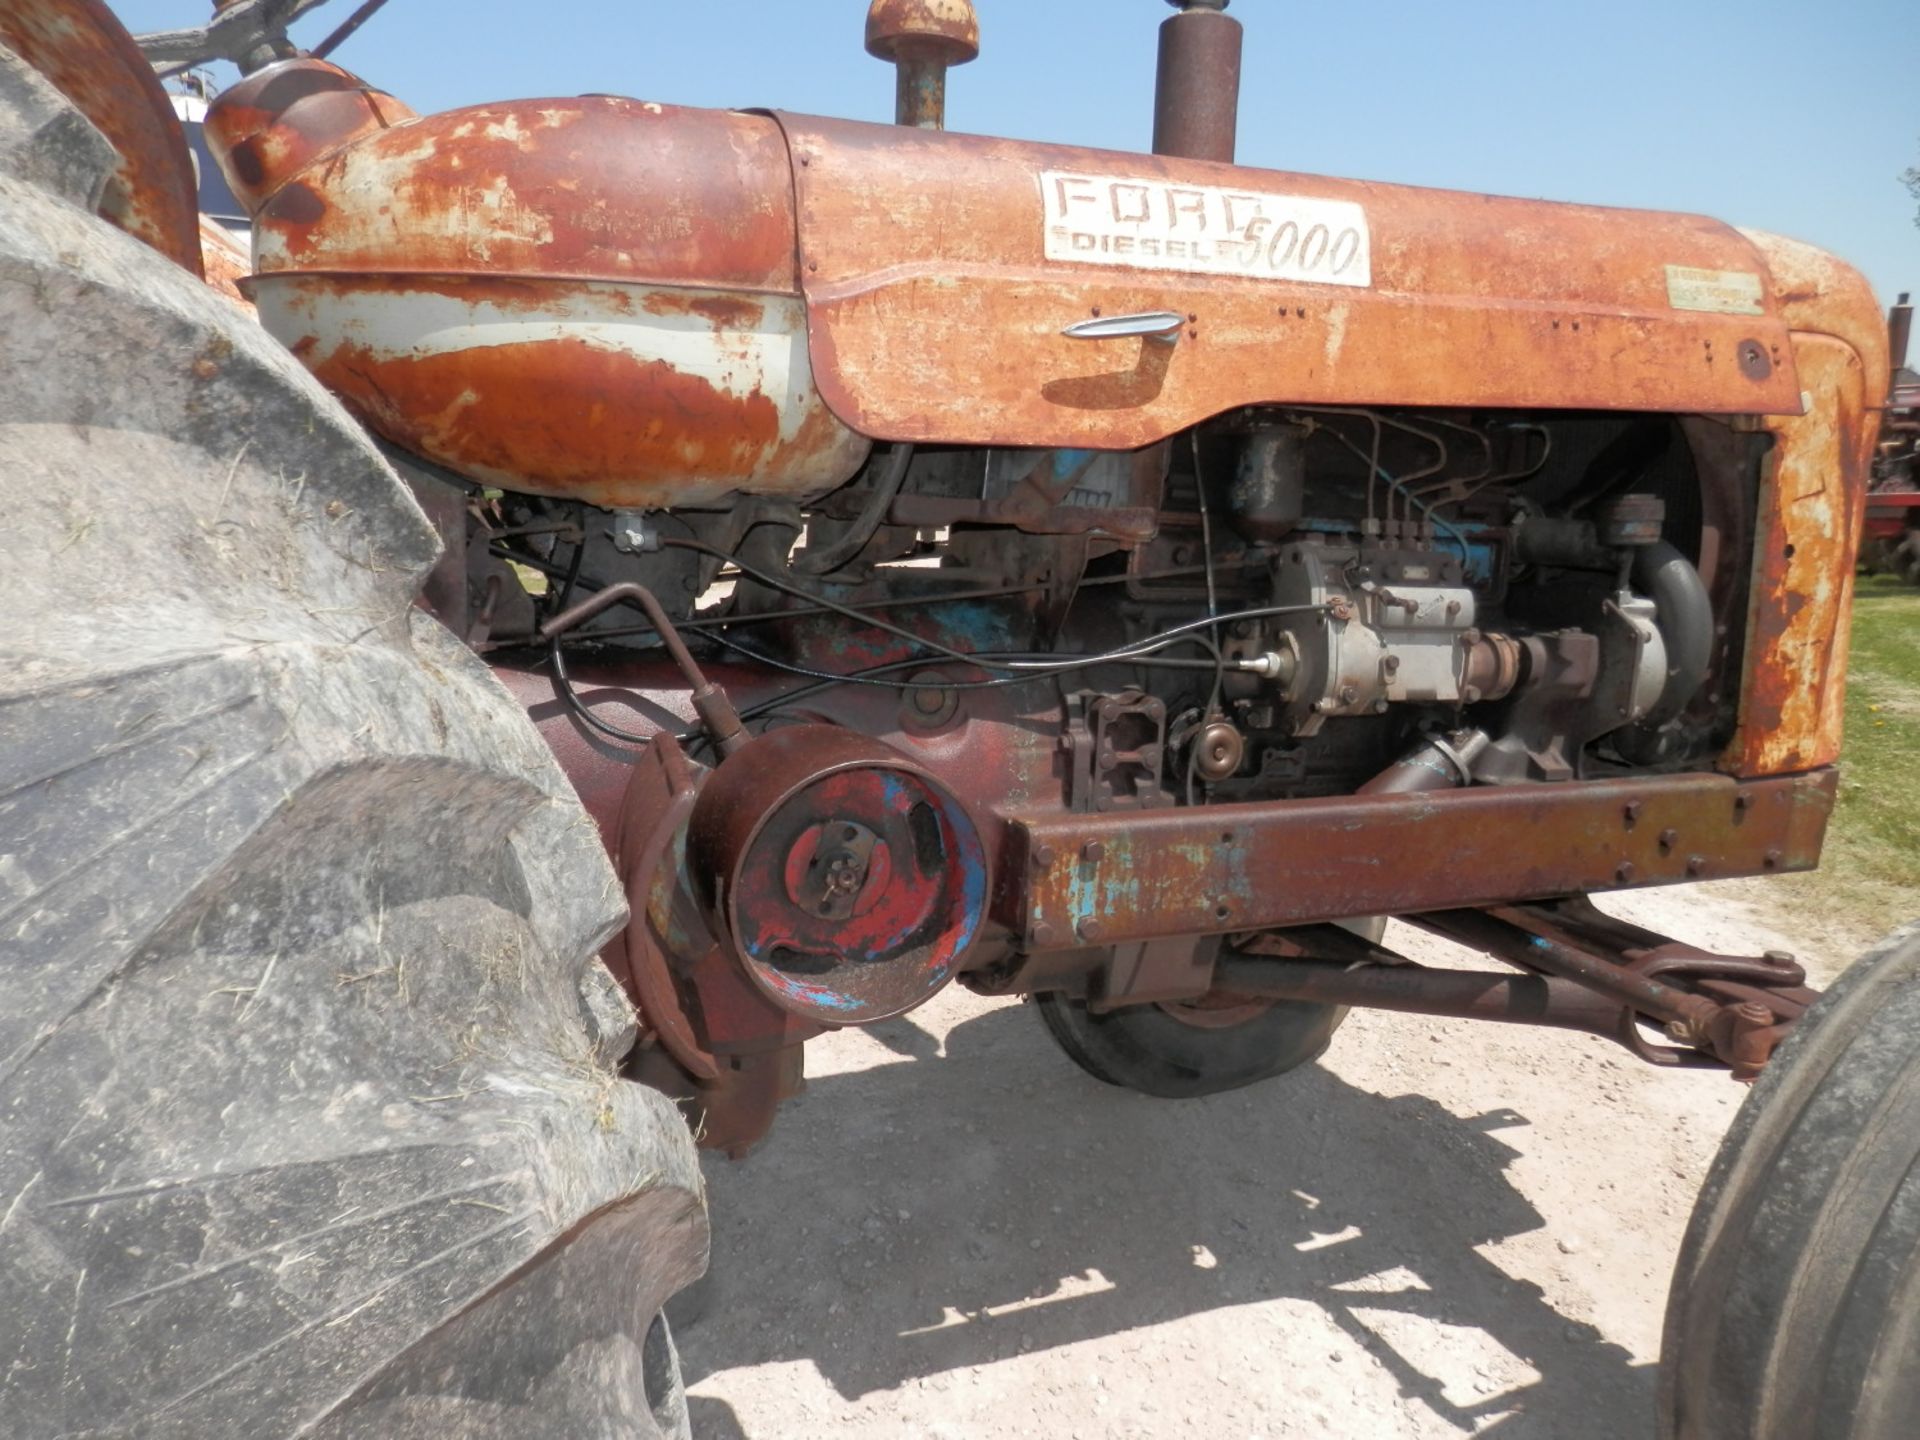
xmin=866 ymin=0 xmax=980 ymax=130
xmin=1154 ymin=0 xmax=1244 ymax=162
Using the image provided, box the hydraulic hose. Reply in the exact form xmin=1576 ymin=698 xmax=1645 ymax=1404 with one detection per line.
xmin=791 ymin=443 xmax=914 ymax=576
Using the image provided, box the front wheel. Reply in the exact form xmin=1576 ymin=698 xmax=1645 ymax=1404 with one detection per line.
xmin=1660 ymin=924 xmax=1920 ymax=1440
xmin=1035 ymin=986 xmax=1346 ymax=1099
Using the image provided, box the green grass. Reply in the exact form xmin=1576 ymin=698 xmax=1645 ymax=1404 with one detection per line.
xmin=1764 ymin=575 xmax=1920 ymax=949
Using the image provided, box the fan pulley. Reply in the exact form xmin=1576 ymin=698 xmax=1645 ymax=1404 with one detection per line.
xmin=687 ymin=726 xmax=987 ymax=1024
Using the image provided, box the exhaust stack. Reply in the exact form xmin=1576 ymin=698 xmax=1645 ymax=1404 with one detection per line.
xmin=1154 ymin=0 xmax=1244 ymax=162
xmin=866 ymin=0 xmax=979 ymax=130
xmin=1891 ymin=291 xmax=1913 ymax=386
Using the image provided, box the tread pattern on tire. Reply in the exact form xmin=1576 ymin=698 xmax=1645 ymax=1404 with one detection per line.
xmin=0 ymin=55 xmax=704 ymax=1440
xmin=1661 ymin=924 xmax=1920 ymax=1440
xmin=1034 ymin=991 xmax=1345 ymax=1099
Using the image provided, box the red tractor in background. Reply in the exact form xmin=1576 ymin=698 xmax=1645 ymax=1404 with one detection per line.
xmin=2 ymin=3 xmax=1916 ymax=1438
xmin=1865 ymin=291 xmax=1920 ymax=580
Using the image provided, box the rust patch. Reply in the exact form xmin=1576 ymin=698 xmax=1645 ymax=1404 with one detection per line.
xmin=196 ymin=216 xmax=253 ymax=309
xmin=867 ymin=0 xmax=981 ymax=61
xmin=638 ymin=289 xmax=770 ymax=328
xmin=0 ymin=0 xmax=200 ymax=272
xmin=1723 ymin=230 xmax=1887 ymax=776
xmin=268 ymin=180 xmax=328 ymax=226
xmin=294 ymin=269 xmax=591 ymax=313
xmin=205 ymin=60 xmax=416 ymax=213
xmin=225 ymin=81 xmax=801 ymax=296
xmin=1010 ymin=771 xmax=1835 ymax=947
xmin=309 ymin=335 xmax=785 ymax=509
xmin=256 ymin=270 xmax=869 ymax=507
xmin=776 ymin=112 xmax=1804 ymax=446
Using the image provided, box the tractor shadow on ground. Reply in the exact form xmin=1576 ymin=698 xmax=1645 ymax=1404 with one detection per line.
xmin=676 ymin=1002 xmax=1655 ymax=1438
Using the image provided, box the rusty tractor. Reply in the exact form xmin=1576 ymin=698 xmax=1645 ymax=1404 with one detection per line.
xmin=1864 ymin=291 xmax=1920 ymax=581
xmin=3 ymin=2 xmax=1918 ymax=1437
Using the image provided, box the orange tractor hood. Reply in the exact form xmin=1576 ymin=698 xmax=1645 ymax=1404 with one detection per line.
xmin=207 ymin=60 xmax=1805 ymax=504
xmin=777 ymin=113 xmax=1805 ymax=443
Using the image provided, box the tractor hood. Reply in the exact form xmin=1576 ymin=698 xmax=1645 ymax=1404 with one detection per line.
xmin=206 ymin=59 xmax=1806 ymax=507
xmin=777 ymin=113 xmax=1805 ymax=444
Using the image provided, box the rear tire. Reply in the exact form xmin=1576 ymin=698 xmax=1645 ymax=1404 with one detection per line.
xmin=1896 ymin=530 xmax=1920 ymax=586
xmin=0 ymin=46 xmax=704 ymax=1440
xmin=1660 ymin=924 xmax=1920 ymax=1440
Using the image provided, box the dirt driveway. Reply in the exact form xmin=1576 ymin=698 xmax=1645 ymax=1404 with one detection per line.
xmin=677 ymin=884 xmax=1835 ymax=1438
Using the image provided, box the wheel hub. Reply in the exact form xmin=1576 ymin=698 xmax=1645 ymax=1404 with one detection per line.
xmin=689 ymin=726 xmax=988 ymax=1024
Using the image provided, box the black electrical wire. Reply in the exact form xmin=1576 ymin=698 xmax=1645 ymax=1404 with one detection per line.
xmin=500 ymin=537 xmax=1283 ymax=675
xmin=548 ymin=641 xmax=660 ymax=747
xmin=524 ymin=524 xmax=1330 ymax=749
xmin=658 ymin=535 xmax=1327 ymax=678
xmin=1186 ymin=433 xmax=1231 ymax=807
xmin=545 ymin=508 xmax=658 ymax=747
xmin=487 ymin=543 xmax=1271 ymax=647
xmin=661 ymin=535 xmax=1052 ymax=673
xmin=550 ymin=628 xmax=1230 ymax=751
xmin=702 ymin=629 xmax=1229 ymax=690
xmin=531 ymin=533 xmax=1264 ymax=749
xmin=790 ymin=443 xmax=914 ymax=576
xmin=489 ymin=545 xmax=1053 ymax=641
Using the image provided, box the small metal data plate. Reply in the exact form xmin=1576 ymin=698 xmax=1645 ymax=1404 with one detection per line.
xmin=1040 ymin=169 xmax=1372 ymax=287
xmin=1665 ymin=264 xmax=1765 ymax=316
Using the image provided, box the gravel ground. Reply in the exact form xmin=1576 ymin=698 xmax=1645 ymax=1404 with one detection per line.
xmin=676 ymin=882 xmax=1843 ymax=1438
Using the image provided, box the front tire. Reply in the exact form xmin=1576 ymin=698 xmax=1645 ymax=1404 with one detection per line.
xmin=1660 ymin=924 xmax=1920 ymax=1440
xmin=1035 ymin=987 xmax=1346 ymax=1099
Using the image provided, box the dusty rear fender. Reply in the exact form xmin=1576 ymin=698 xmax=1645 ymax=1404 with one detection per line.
xmin=0 ymin=0 xmax=200 ymax=271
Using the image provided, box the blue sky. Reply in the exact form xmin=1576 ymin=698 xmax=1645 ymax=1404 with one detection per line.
xmin=115 ymin=0 xmax=1920 ymax=311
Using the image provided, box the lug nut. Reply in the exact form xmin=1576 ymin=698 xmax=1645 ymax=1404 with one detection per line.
xmin=1082 ymin=841 xmax=1106 ymax=863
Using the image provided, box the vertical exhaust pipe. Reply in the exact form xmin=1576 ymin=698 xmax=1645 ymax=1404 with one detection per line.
xmin=1153 ymin=0 xmax=1243 ymax=162
xmin=866 ymin=0 xmax=980 ymax=130
xmin=1891 ymin=291 xmax=1913 ymax=390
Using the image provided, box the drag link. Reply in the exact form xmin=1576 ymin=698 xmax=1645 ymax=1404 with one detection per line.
xmin=1212 ymin=954 xmax=1634 ymax=1041
xmin=1420 ymin=907 xmax=1726 ymax=1034
xmin=1415 ymin=906 xmax=1790 ymax=1075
